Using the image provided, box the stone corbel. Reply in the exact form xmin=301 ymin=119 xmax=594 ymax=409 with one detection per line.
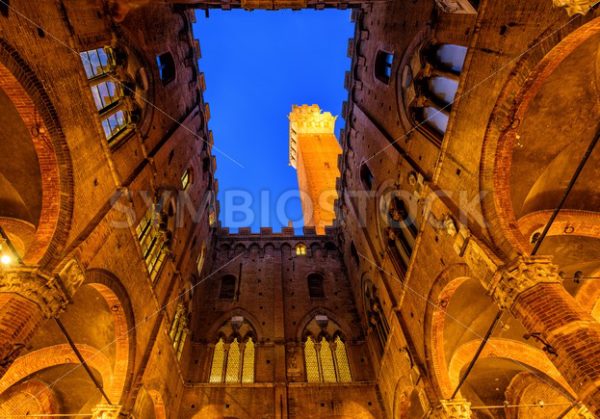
xmin=489 ymin=256 xmax=562 ymax=310
xmin=56 ymin=259 xmax=86 ymax=299
xmin=0 ymin=267 xmax=69 ymax=318
xmin=430 ymin=398 xmax=472 ymax=418
xmin=553 ymin=0 xmax=599 ymax=15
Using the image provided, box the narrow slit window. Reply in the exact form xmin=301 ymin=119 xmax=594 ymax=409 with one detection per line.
xmin=209 ymin=339 xmax=225 ymax=383
xmin=219 ymin=275 xmax=236 ymax=299
xmin=375 ymin=50 xmax=394 ymax=84
xmin=225 ymin=338 xmax=241 ymax=383
xmin=157 ymin=52 xmax=176 ymax=84
xmin=242 ymin=338 xmax=255 ymax=383
xmin=308 ymin=273 xmax=325 ymax=298
xmin=181 ymin=168 xmax=191 ymax=190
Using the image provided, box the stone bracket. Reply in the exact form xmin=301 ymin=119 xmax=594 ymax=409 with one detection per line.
xmin=91 ymin=404 xmax=122 ymax=419
xmin=0 ymin=267 xmax=69 ymax=318
xmin=489 ymin=256 xmax=561 ymax=310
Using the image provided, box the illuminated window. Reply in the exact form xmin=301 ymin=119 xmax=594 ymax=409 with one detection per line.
xmin=304 ymin=337 xmax=320 ymax=383
xmin=209 ymin=337 xmax=255 ymax=384
xmin=80 ymin=47 xmax=112 ymax=79
xmin=156 ymin=52 xmax=176 ymax=84
xmin=307 ymin=273 xmax=325 ymax=298
xmin=136 ymin=208 xmax=168 ymax=282
xmin=304 ymin=336 xmax=352 ymax=383
xmin=181 ymin=168 xmax=192 ymax=190
xmin=209 ymin=339 xmax=225 ymax=383
xmin=375 ymin=50 xmax=394 ymax=84
xmin=295 ymin=243 xmax=307 ymax=256
xmin=169 ymin=303 xmax=188 ymax=360
xmin=225 ymin=338 xmax=241 ymax=383
xmin=334 ymin=336 xmax=352 ymax=382
xmin=401 ymin=43 xmax=468 ymax=145
xmin=79 ymin=46 xmax=131 ymax=144
xmin=242 ymin=338 xmax=255 ymax=383
xmin=319 ymin=337 xmax=337 ymax=383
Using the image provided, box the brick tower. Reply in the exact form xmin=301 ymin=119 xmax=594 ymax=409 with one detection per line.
xmin=289 ymin=105 xmax=342 ymax=234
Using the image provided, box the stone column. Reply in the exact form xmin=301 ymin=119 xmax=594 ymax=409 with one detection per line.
xmin=0 ymin=260 xmax=84 ymax=378
xmin=489 ymin=256 xmax=600 ymax=415
xmin=430 ymin=399 xmax=471 ymax=418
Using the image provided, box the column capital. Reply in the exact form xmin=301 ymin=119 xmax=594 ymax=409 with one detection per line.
xmin=91 ymin=404 xmax=121 ymax=419
xmin=491 ymin=256 xmax=562 ymax=309
xmin=430 ymin=399 xmax=472 ymax=418
xmin=552 ymin=0 xmax=598 ymax=16
xmin=0 ymin=267 xmax=69 ymax=318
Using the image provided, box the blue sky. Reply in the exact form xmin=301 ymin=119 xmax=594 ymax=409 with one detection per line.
xmin=193 ymin=9 xmax=354 ymax=232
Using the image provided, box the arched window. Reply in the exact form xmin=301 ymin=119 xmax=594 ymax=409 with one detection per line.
xmin=375 ymin=50 xmax=394 ymax=84
xmin=360 ymin=163 xmax=374 ymax=190
xmin=364 ymin=281 xmax=390 ymax=356
xmin=307 ymin=273 xmax=325 ymax=299
xmin=136 ymin=207 xmax=168 ymax=282
xmin=219 ymin=275 xmax=236 ymax=300
xmin=295 ymin=243 xmax=307 ymax=256
xmin=401 ymin=43 xmax=468 ymax=145
xmin=79 ymin=46 xmax=132 ymax=145
xmin=385 ymin=196 xmax=418 ymax=275
xmin=156 ymin=52 xmax=176 ymax=84
xmin=169 ymin=303 xmax=188 ymax=360
xmin=304 ymin=335 xmax=352 ymax=383
xmin=209 ymin=336 xmax=255 ymax=384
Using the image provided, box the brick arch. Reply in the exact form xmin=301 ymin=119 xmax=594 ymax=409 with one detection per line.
xmin=83 ymin=269 xmax=136 ymax=405
xmin=447 ymin=338 xmax=575 ymax=400
xmin=0 ymin=343 xmax=117 ymax=401
xmin=504 ymin=372 xmax=574 ymax=419
xmin=518 ymin=210 xmax=600 ymax=242
xmin=0 ymin=379 xmax=60 ymax=416
xmin=575 ymin=272 xmax=600 ymax=321
xmin=423 ymin=263 xmax=471 ymax=398
xmin=0 ymin=39 xmax=73 ymax=268
xmin=147 ymin=388 xmax=167 ymax=419
xmin=479 ymin=13 xmax=600 ymax=259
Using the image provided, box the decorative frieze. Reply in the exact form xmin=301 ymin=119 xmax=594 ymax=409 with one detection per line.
xmin=0 ymin=267 xmax=69 ymax=318
xmin=491 ymin=256 xmax=562 ymax=309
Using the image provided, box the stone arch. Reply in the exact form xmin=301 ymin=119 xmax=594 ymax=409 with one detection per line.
xmin=206 ymin=308 xmax=263 ymax=342
xmin=295 ymin=307 xmax=353 ymax=341
xmin=423 ymin=263 xmax=472 ymax=398
xmin=480 ymin=14 xmax=600 ymax=259
xmin=448 ymin=338 xmax=575 ymax=400
xmin=0 ymin=39 xmax=73 ymax=268
xmin=83 ymin=269 xmax=136 ymax=405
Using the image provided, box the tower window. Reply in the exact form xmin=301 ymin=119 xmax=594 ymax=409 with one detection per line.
xmin=219 ymin=275 xmax=236 ymax=299
xmin=364 ymin=282 xmax=390 ymax=356
xmin=360 ymin=163 xmax=374 ymax=190
xmin=136 ymin=207 xmax=168 ymax=282
xmin=181 ymin=168 xmax=192 ymax=190
xmin=375 ymin=50 xmax=394 ymax=84
xmin=80 ymin=47 xmax=112 ymax=79
xmin=90 ymin=80 xmax=120 ymax=112
xmin=307 ymin=273 xmax=325 ymax=298
xmin=295 ymin=243 xmax=307 ymax=256
xmin=386 ymin=196 xmax=418 ymax=275
xmin=156 ymin=52 xmax=176 ymax=84
xmin=169 ymin=303 xmax=188 ymax=360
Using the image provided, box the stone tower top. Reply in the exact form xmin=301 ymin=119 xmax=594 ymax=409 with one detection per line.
xmin=288 ymin=104 xmax=337 ymax=168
